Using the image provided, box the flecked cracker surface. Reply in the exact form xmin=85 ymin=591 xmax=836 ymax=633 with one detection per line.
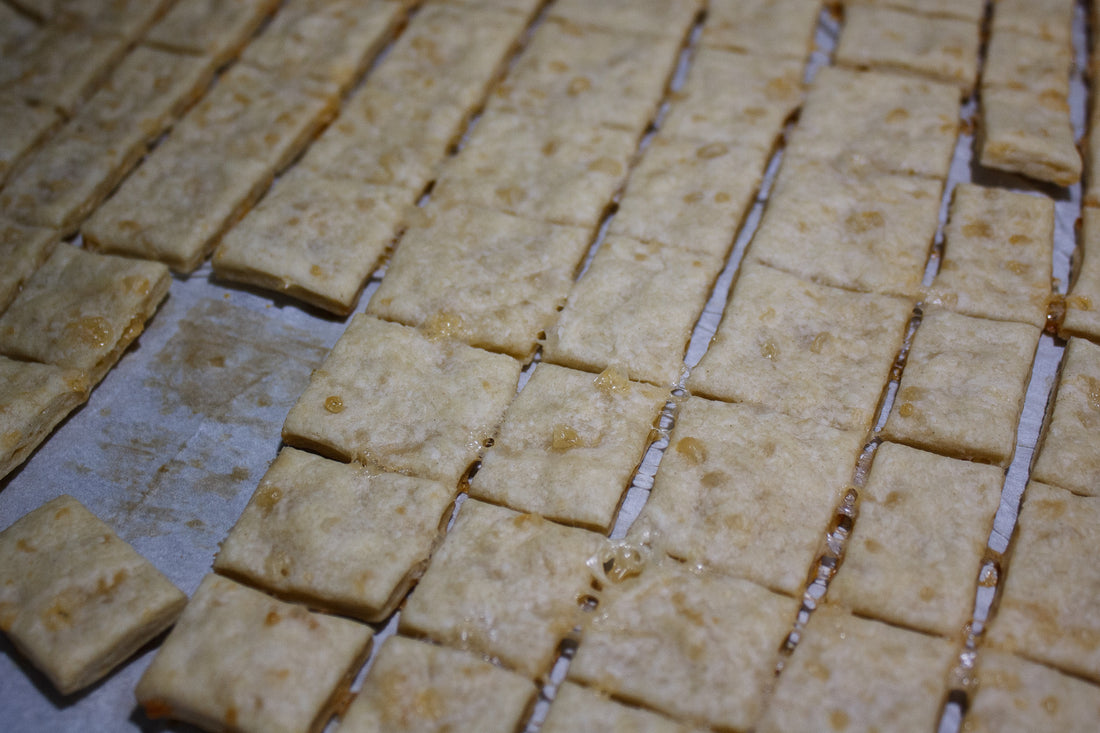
xmin=1033 ymin=339 xmax=1100 ymax=497
xmin=979 ymin=87 xmax=1081 ymax=187
xmin=0 ymin=219 xmax=59 ymax=314
xmin=542 ymin=681 xmax=703 ymax=733
xmin=0 ymin=358 xmax=87 ymax=480
xmin=144 ymin=0 xmax=280 ymax=63
xmin=1064 ymin=207 xmax=1100 ymax=338
xmin=548 ymin=0 xmax=701 ymax=38
xmin=702 ymin=0 xmax=823 ymax=60
xmin=0 ymin=94 xmax=60 ymax=186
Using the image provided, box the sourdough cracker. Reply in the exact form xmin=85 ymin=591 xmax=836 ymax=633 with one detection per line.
xmin=842 ymin=0 xmax=985 ymax=22
xmin=1031 ymin=338 xmax=1100 ymax=497
xmin=1063 ymin=207 xmax=1100 ymax=339
xmin=548 ymin=0 xmax=701 ymax=38
xmin=979 ymin=87 xmax=1081 ymax=187
xmin=0 ymin=219 xmax=59 ymax=314
xmin=0 ymin=95 xmax=60 ymax=186
xmin=144 ymin=0 xmax=280 ymax=63
xmin=702 ymin=0 xmax=822 ymax=60
xmin=966 ymin=650 xmax=1100 ymax=733
xmin=543 ymin=682 xmax=703 ymax=733
xmin=0 ymin=358 xmax=87 ymax=480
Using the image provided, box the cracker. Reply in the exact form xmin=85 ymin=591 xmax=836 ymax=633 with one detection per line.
xmin=842 ymin=0 xmax=985 ymax=22
xmin=783 ymin=66 xmax=960 ymax=180
xmin=136 ymin=574 xmax=372 ymax=733
xmin=548 ymin=0 xmax=701 ymax=38
xmin=702 ymin=0 xmax=823 ymax=60
xmin=0 ymin=358 xmax=87 ymax=480
xmin=213 ymin=167 xmax=409 ymax=316
xmin=367 ymin=203 xmax=592 ymax=359
xmin=568 ymin=558 xmax=798 ymax=731
xmin=336 ymin=635 xmax=537 ymax=733
xmin=756 ymin=605 xmax=954 ymax=733
xmin=429 ymin=112 xmax=637 ymax=230
xmin=542 ymin=235 xmax=724 ymax=387
xmin=925 ymin=184 xmax=1054 ymax=328
xmin=829 ymin=442 xmax=1002 ymax=636
xmin=990 ymin=0 xmax=1075 ymax=45
xmin=986 ymin=482 xmax=1100 ymax=684
xmin=399 ymin=499 xmax=605 ymax=679
xmin=747 ymin=155 xmax=942 ymax=298
xmin=881 ymin=308 xmax=1040 ymax=465
xmin=282 ymin=315 xmax=521 ymax=487
xmin=979 ymin=87 xmax=1081 ymax=187
xmin=468 ymin=363 xmax=666 ymax=532
xmin=0 ymin=244 xmax=170 ymax=384
xmin=983 ymin=29 xmax=1071 ymax=101
xmin=689 ymin=262 xmax=912 ymax=433
xmin=144 ymin=0 xmax=280 ymax=64
xmin=0 ymin=495 xmax=185 ymax=695
xmin=543 ymin=682 xmax=702 ymax=733
xmin=1063 ymin=208 xmax=1100 ymax=339
xmin=1032 ymin=339 xmax=1100 ymax=497
xmin=0 ymin=2 xmax=37 ymax=48
xmin=0 ymin=219 xmax=59 ymax=314
xmin=38 ymin=0 xmax=174 ymax=40
xmin=834 ymin=5 xmax=980 ymax=94
xmin=608 ymin=136 xmax=769 ymax=258
xmin=0 ymin=94 xmax=61 ymax=186
xmin=214 ymin=447 xmax=453 ymax=622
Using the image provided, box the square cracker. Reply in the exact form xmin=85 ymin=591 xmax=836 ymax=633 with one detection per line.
xmin=542 ymin=235 xmax=724 ymax=388
xmin=399 ymin=498 xmax=606 ymax=679
xmin=0 ymin=244 xmax=170 ymax=384
xmin=979 ymin=87 xmax=1082 ymax=187
xmin=548 ymin=0 xmax=701 ymax=38
xmin=282 ymin=315 xmax=521 ymax=487
xmin=747 ymin=155 xmax=942 ymax=298
xmin=985 ymin=482 xmax=1100 ymax=684
xmin=568 ymin=558 xmax=799 ymax=731
xmin=0 ymin=357 xmax=87 ymax=480
xmin=783 ymin=65 xmax=960 ymax=180
xmin=925 ymin=184 xmax=1054 ymax=328
xmin=756 ymin=605 xmax=955 ymax=733
xmin=214 ymin=447 xmax=454 ymax=622
xmin=1032 ymin=339 xmax=1100 ymax=497
xmin=336 ymin=635 xmax=537 ymax=733
xmin=366 ymin=203 xmax=592 ymax=359
xmin=0 ymin=95 xmax=61 ymax=186
xmin=829 ymin=442 xmax=1002 ymax=636
xmin=990 ymin=0 xmax=1075 ymax=45
xmin=213 ymin=167 xmax=409 ymax=316
xmin=630 ymin=397 xmax=864 ymax=596
xmin=468 ymin=363 xmax=667 ymax=532
xmin=0 ymin=219 xmax=59 ymax=314
xmin=702 ymin=0 xmax=823 ymax=60
xmin=608 ymin=136 xmax=769 ymax=259
xmin=843 ymin=0 xmax=985 ymax=22
xmin=1064 ymin=208 xmax=1100 ymax=339
xmin=543 ymin=681 xmax=703 ymax=733
xmin=145 ymin=0 xmax=280 ymax=64
xmin=689 ymin=262 xmax=912 ymax=433
xmin=429 ymin=112 xmax=637 ymax=230
xmin=983 ymin=29 xmax=1072 ymax=101
xmin=136 ymin=574 xmax=372 ymax=733
xmin=881 ymin=308 xmax=1040 ymax=466
xmin=0 ymin=495 xmax=186 ymax=695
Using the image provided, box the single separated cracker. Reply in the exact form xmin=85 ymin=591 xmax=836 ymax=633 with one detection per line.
xmin=0 ymin=95 xmax=61 ymax=186
xmin=986 ymin=482 xmax=1100 ymax=684
xmin=829 ymin=442 xmax=1002 ymax=637
xmin=336 ymin=635 xmax=537 ymax=733
xmin=689 ymin=262 xmax=912 ymax=433
xmin=468 ymin=363 xmax=666 ymax=532
xmin=543 ymin=681 xmax=703 ymax=733
xmin=783 ymin=66 xmax=960 ymax=180
xmin=367 ymin=203 xmax=592 ymax=360
xmin=882 ymin=308 xmax=1040 ymax=465
xmin=630 ymin=397 xmax=864 ymax=596
xmin=0 ymin=357 xmax=87 ymax=480
xmin=400 ymin=499 xmax=606 ymax=679
xmin=0 ymin=495 xmax=186 ymax=695
xmin=0 ymin=244 xmax=170 ymax=384
xmin=1064 ymin=208 xmax=1100 ymax=339
xmin=569 ymin=559 xmax=798 ymax=731
xmin=747 ymin=155 xmax=942 ymax=298
xmin=283 ymin=315 xmax=521 ymax=487
xmin=0 ymin=219 xmax=59 ymax=314
xmin=145 ymin=0 xmax=281 ymax=65
xmin=548 ymin=0 xmax=701 ymax=38
xmin=834 ymin=5 xmax=981 ymax=94
xmin=137 ymin=574 xmax=372 ymax=733
xmin=843 ymin=0 xmax=986 ymax=22
xmin=979 ymin=87 xmax=1081 ymax=187
xmin=756 ymin=605 xmax=955 ymax=733
xmin=542 ymin=235 xmax=724 ymax=387
xmin=925 ymin=184 xmax=1054 ymax=328
xmin=1032 ymin=339 xmax=1100 ymax=497
xmin=702 ymin=0 xmax=823 ymax=60
xmin=214 ymin=447 xmax=454 ymax=622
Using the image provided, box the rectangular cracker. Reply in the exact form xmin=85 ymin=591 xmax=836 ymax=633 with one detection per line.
xmin=282 ymin=315 xmax=521 ymax=487
xmin=990 ymin=0 xmax=1075 ymax=45
xmin=542 ymin=235 xmax=724 ymax=387
xmin=689 ymin=262 xmax=913 ymax=433
xmin=399 ymin=499 xmax=606 ymax=679
xmin=702 ymin=0 xmax=823 ymax=60
xmin=983 ymin=29 xmax=1072 ymax=102
xmin=0 ymin=358 xmax=87 ymax=480
xmin=630 ymin=397 xmax=864 ymax=596
xmin=0 ymin=219 xmax=59 ymax=314
xmin=747 ymin=155 xmax=943 ymax=298
xmin=881 ymin=308 xmax=1040 ymax=466
xmin=548 ymin=0 xmax=701 ymax=38
xmin=36 ymin=0 xmax=174 ymax=40
xmin=843 ymin=0 xmax=986 ymax=22
xmin=144 ymin=0 xmax=280 ymax=64
xmin=136 ymin=574 xmax=372 ymax=733
xmin=0 ymin=495 xmax=186 ymax=695
xmin=0 ymin=94 xmax=61 ymax=186
xmin=925 ymin=184 xmax=1054 ymax=328
xmin=543 ymin=682 xmax=702 ymax=733
xmin=966 ymin=650 xmax=1100 ymax=733
xmin=1031 ymin=339 xmax=1100 ymax=497
xmin=1063 ymin=207 xmax=1100 ymax=339
xmin=366 ymin=203 xmax=592 ymax=359
xmin=979 ymin=87 xmax=1082 ymax=187
xmin=569 ymin=558 xmax=799 ymax=731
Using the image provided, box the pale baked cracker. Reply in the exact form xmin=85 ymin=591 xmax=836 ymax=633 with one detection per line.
xmin=843 ymin=0 xmax=985 ymax=22
xmin=985 ymin=482 xmax=1100 ymax=684
xmin=990 ymin=0 xmax=1075 ymax=45
xmin=542 ymin=235 xmax=724 ymax=388
xmin=0 ymin=358 xmax=87 ymax=480
xmin=631 ymin=397 xmax=863 ymax=596
xmin=756 ymin=605 xmax=955 ymax=733
xmin=689 ymin=262 xmax=912 ymax=433
xmin=0 ymin=495 xmax=185 ymax=695
xmin=0 ymin=219 xmax=59 ymax=314
xmin=367 ymin=203 xmax=591 ymax=359
xmin=882 ymin=308 xmax=1040 ymax=466
xmin=1031 ymin=338 xmax=1100 ymax=497
xmin=468 ymin=363 xmax=666 ymax=532
xmin=428 ymin=0 xmax=544 ymax=14
xmin=136 ymin=574 xmax=372 ymax=733
xmin=543 ymin=682 xmax=703 ymax=733
xmin=34 ymin=0 xmax=174 ymax=41
xmin=399 ymin=498 xmax=605 ymax=679
xmin=1063 ymin=207 xmax=1100 ymax=339
xmin=144 ymin=0 xmax=280 ymax=64
xmin=702 ymin=0 xmax=822 ymax=60
xmin=979 ymin=87 xmax=1082 ymax=187
xmin=0 ymin=94 xmax=61 ymax=186
xmin=213 ymin=167 xmax=409 ymax=316
xmin=747 ymin=155 xmax=942 ymax=298
xmin=829 ymin=442 xmax=1002 ymax=637
xmin=983 ymin=28 xmax=1071 ymax=101
xmin=568 ymin=558 xmax=798 ymax=731
xmin=925 ymin=183 xmax=1054 ymax=328
xmin=548 ymin=0 xmax=701 ymax=38
xmin=282 ymin=315 xmax=521 ymax=487
xmin=336 ymin=635 xmax=537 ymax=733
